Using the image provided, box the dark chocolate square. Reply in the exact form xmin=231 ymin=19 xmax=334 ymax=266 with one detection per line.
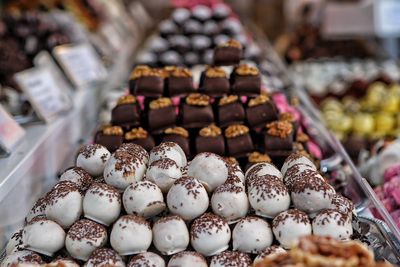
xmin=200 ymin=76 xmax=230 ymax=96
xmin=214 ymin=46 xmax=242 ymax=66
xmin=125 ymin=137 xmax=155 ymax=152
xmin=132 ymin=76 xmax=164 ymax=97
xmin=111 ymin=104 xmax=141 ymax=130
xmin=181 ymin=103 xmax=214 ymax=128
xmin=162 ymin=134 xmax=190 ymax=156
xmin=264 ymin=134 xmax=293 ymax=151
xmin=246 ymin=102 xmax=278 ymax=129
xmin=167 ymin=76 xmax=195 ymax=97
xmin=218 ymin=102 xmax=245 ymax=127
xmin=226 ymin=134 xmax=254 ymax=158
xmin=148 ymin=106 xmax=177 ymax=133
xmin=196 ymin=135 xmax=225 ymax=155
xmin=231 ymin=75 xmax=261 ymax=95
xmin=94 ymin=131 xmax=124 ymax=153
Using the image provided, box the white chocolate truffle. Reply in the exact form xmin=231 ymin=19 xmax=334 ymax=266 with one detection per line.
xmin=167 ymin=177 xmax=209 ymax=220
xmin=150 ymin=142 xmax=187 ymax=168
xmin=45 ymin=181 xmax=83 ymax=228
xmin=281 ymin=153 xmax=316 ymax=176
xmin=210 ymin=250 xmax=252 ymax=267
xmin=123 ymin=181 xmax=165 ymax=218
xmin=22 ymin=218 xmax=65 ymax=256
xmin=76 ymin=144 xmax=110 ymax=177
xmin=245 ymin=162 xmax=283 ymax=182
xmin=290 ymin=173 xmax=335 ymax=215
xmin=211 ymin=184 xmax=248 ymax=223
xmin=26 ymin=196 xmax=47 ymax=223
xmin=59 ymin=167 xmax=93 ymax=191
xmin=83 ymin=182 xmax=121 ymax=226
xmin=232 ymin=217 xmax=273 ymax=253
xmin=330 ymin=194 xmax=355 ymax=215
xmin=248 ymin=176 xmax=290 ymax=218
xmin=190 ymin=213 xmax=231 ymax=256
xmin=110 ymin=215 xmax=152 ymax=255
xmin=6 ymin=229 xmax=23 ymax=255
xmin=283 ymin=164 xmax=322 ymax=190
xmin=272 ymin=209 xmax=312 ymax=249
xmin=104 ymin=150 xmax=146 ymax=190
xmin=65 ymin=219 xmax=108 ymax=261
xmin=225 ymin=159 xmax=245 ymax=183
xmin=1 ymin=250 xmax=43 ymax=267
xmin=84 ymin=248 xmax=125 ymax=267
xmin=146 ymin=158 xmax=182 ymax=193
xmin=188 ymin=152 xmax=229 ymax=192
xmin=312 ymin=209 xmax=353 ymax=240
xmin=167 ymin=251 xmax=207 ymax=267
xmin=152 ymin=215 xmax=189 ymax=255
xmin=117 ymin=143 xmax=149 ymax=165
xmin=253 ymin=246 xmax=287 ymax=264
xmin=128 ymin=252 xmax=165 ymax=267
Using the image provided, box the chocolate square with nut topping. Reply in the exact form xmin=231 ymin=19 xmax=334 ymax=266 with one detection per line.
xmin=196 ymin=124 xmax=225 ymax=155
xmin=246 ymin=95 xmax=278 ymax=129
xmin=111 ymin=104 xmax=141 ymax=130
xmin=181 ymin=94 xmax=214 ymax=128
xmin=199 ymin=67 xmax=230 ymax=96
xmin=213 ymin=40 xmax=243 ymax=66
xmin=231 ymin=65 xmax=261 ymax=96
xmin=225 ymin=124 xmax=254 ymax=158
xmin=218 ymin=96 xmax=245 ymax=127
xmin=148 ymin=98 xmax=177 ymax=133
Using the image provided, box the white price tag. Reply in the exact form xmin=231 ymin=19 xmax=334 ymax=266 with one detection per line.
xmin=14 ymin=67 xmax=69 ymax=123
xmin=53 ymin=43 xmax=107 ymax=88
xmin=0 ymin=105 xmax=25 ymax=154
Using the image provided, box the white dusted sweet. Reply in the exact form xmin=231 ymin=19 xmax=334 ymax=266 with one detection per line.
xmin=272 ymin=209 xmax=312 ymax=249
xmin=150 ymin=142 xmax=187 ymax=168
xmin=45 ymin=181 xmax=83 ymax=228
xmin=84 ymin=248 xmax=125 ymax=267
xmin=167 ymin=251 xmax=207 ymax=267
xmin=65 ymin=219 xmax=108 ymax=261
xmin=210 ymin=250 xmax=252 ymax=267
xmin=128 ymin=252 xmax=165 ymax=267
xmin=211 ymin=183 xmax=248 ymax=223
xmin=152 ymin=215 xmax=189 ymax=255
xmin=26 ymin=196 xmax=48 ymax=223
xmin=83 ymin=182 xmax=121 ymax=225
xmin=76 ymin=144 xmax=110 ymax=177
xmin=190 ymin=213 xmax=231 ymax=256
xmin=245 ymin=162 xmax=283 ymax=183
xmin=146 ymin=158 xmax=182 ymax=193
xmin=1 ymin=250 xmax=43 ymax=267
xmin=59 ymin=167 xmax=93 ymax=191
xmin=6 ymin=229 xmax=23 ymax=255
xmin=117 ymin=143 xmax=149 ymax=165
xmin=253 ymin=246 xmax=287 ymax=264
xmin=22 ymin=217 xmax=65 ymax=256
xmin=167 ymin=177 xmax=209 ymax=220
xmin=110 ymin=215 xmax=152 ymax=255
xmin=281 ymin=153 xmax=316 ymax=177
xmin=312 ymin=209 xmax=353 ymax=240
xmin=232 ymin=217 xmax=273 ymax=253
xmin=123 ymin=181 xmax=165 ymax=218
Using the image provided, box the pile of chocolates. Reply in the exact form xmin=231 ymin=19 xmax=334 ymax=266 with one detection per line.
xmin=136 ymin=4 xmax=261 ymax=67
xmin=2 ymin=141 xmax=356 ymax=267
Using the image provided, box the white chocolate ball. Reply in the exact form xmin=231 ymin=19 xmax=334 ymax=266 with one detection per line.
xmin=76 ymin=144 xmax=110 ymax=177
xmin=281 ymin=153 xmax=316 ymax=176
xmin=211 ymin=184 xmax=248 ymax=223
xmin=190 ymin=213 xmax=231 ymax=256
xmin=117 ymin=143 xmax=149 ymax=165
xmin=152 ymin=215 xmax=189 ymax=255
xmin=84 ymin=248 xmax=125 ymax=267
xmin=22 ymin=218 xmax=65 ymax=256
xmin=167 ymin=177 xmax=209 ymax=220
xmin=232 ymin=217 xmax=273 ymax=253
xmin=128 ymin=252 xmax=165 ymax=267
xmin=65 ymin=219 xmax=108 ymax=261
xmin=146 ymin=158 xmax=182 ymax=193
xmin=110 ymin=215 xmax=152 ymax=255
xmin=272 ymin=209 xmax=312 ymax=249
xmin=283 ymin=164 xmax=321 ymax=189
xmin=123 ymin=181 xmax=165 ymax=218
xmin=312 ymin=209 xmax=353 ymax=240
xmin=104 ymin=150 xmax=146 ymax=190
xmin=59 ymin=167 xmax=93 ymax=191
xmin=253 ymin=246 xmax=287 ymax=264
xmin=210 ymin=250 xmax=252 ymax=267
xmin=167 ymin=251 xmax=207 ymax=267
xmin=45 ymin=181 xmax=83 ymax=229
xmin=1 ymin=250 xmax=43 ymax=267
xmin=83 ymin=182 xmax=121 ymax=226
xmin=150 ymin=142 xmax=187 ymax=168
xmin=245 ymin=162 xmax=283 ymax=182
xmin=26 ymin=196 xmax=47 ymax=223
xmin=188 ymin=152 xmax=229 ymax=192
xmin=6 ymin=229 xmax=23 ymax=255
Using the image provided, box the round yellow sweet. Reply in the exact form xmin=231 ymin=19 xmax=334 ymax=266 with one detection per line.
xmin=352 ymin=113 xmax=375 ymax=135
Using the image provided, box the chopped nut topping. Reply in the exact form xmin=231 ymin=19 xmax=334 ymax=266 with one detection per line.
xmin=235 ymin=64 xmax=259 ymax=76
xmin=125 ymin=127 xmax=148 ymax=140
xmin=225 ymin=124 xmax=249 ymax=138
xmin=219 ymin=95 xmax=239 ymax=106
xmin=117 ymin=94 xmax=136 ymax=105
xmin=297 ymin=132 xmax=309 ymax=143
xmin=280 ymin=112 xmax=296 ymax=122
xmin=248 ymin=94 xmax=269 ymax=107
xmin=199 ymin=124 xmax=222 ymax=137
xmin=103 ymin=126 xmax=124 ymax=136
xmin=130 ymin=65 xmax=163 ymax=79
xmin=186 ymin=93 xmax=210 ymax=106
xmin=248 ymin=152 xmax=271 ymax=163
xmin=220 ymin=39 xmax=242 ymax=49
xmin=266 ymin=121 xmax=293 ymax=138
xmin=224 ymin=157 xmax=238 ymax=165
xmin=149 ymin=97 xmax=173 ymax=109
xmin=170 ymin=67 xmax=192 ymax=78
xmin=205 ymin=66 xmax=227 ymax=78
xmin=164 ymin=127 xmax=189 ymax=138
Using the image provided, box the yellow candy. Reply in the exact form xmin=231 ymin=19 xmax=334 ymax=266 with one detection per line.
xmin=321 ymin=98 xmax=343 ymax=113
xmin=352 ymin=113 xmax=375 ymax=135
xmin=375 ymin=113 xmax=395 ymax=133
xmin=389 ymin=83 xmax=400 ymax=96
xmin=365 ymin=82 xmax=388 ymax=109
xmin=382 ymin=96 xmax=400 ymax=113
